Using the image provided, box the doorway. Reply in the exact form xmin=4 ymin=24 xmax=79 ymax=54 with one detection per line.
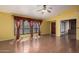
xmin=68 ymin=19 xmax=76 ymax=35
xmin=51 ymin=22 xmax=56 ymax=36
xmin=60 ymin=19 xmax=76 ymax=39
xmin=60 ymin=21 xmax=69 ymax=35
xmin=68 ymin=19 xmax=76 ymax=39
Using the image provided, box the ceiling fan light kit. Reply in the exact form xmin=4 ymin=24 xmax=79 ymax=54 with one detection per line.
xmin=37 ymin=5 xmax=52 ymax=14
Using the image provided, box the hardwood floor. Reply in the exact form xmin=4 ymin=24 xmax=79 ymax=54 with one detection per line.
xmin=0 ymin=35 xmax=79 ymax=53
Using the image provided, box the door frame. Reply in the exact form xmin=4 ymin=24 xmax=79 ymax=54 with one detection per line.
xmin=60 ymin=19 xmax=76 ymax=37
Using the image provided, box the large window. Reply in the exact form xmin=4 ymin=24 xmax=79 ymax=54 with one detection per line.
xmin=14 ymin=20 xmax=30 ymax=35
xmin=14 ymin=20 xmax=40 ymax=35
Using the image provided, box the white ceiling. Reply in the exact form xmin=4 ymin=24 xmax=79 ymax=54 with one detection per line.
xmin=0 ymin=5 xmax=73 ymax=19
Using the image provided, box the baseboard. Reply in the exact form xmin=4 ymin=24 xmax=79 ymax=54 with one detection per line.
xmin=41 ymin=34 xmax=50 ymax=36
xmin=0 ymin=39 xmax=14 ymax=42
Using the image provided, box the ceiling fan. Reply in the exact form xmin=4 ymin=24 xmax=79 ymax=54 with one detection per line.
xmin=37 ymin=5 xmax=52 ymax=14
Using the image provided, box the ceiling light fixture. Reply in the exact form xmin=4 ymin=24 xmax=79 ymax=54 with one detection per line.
xmin=37 ymin=5 xmax=52 ymax=14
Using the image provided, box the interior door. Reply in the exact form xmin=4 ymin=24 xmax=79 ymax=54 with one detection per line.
xmin=51 ymin=22 xmax=56 ymax=35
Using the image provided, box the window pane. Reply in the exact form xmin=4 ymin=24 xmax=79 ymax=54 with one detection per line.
xmin=33 ymin=22 xmax=37 ymax=33
xmin=24 ymin=28 xmax=30 ymax=34
xmin=24 ymin=20 xmax=30 ymax=34
xmin=24 ymin=20 xmax=30 ymax=28
xmin=33 ymin=22 xmax=37 ymax=28
xmin=36 ymin=23 xmax=39 ymax=28
xmin=33 ymin=22 xmax=40 ymax=33
xmin=33 ymin=28 xmax=37 ymax=33
xmin=37 ymin=28 xmax=39 ymax=32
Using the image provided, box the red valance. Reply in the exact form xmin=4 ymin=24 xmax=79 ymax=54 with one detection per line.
xmin=14 ymin=16 xmax=42 ymax=23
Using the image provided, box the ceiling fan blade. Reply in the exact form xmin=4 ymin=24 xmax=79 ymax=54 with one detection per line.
xmin=47 ymin=10 xmax=51 ymax=13
xmin=37 ymin=9 xmax=43 ymax=11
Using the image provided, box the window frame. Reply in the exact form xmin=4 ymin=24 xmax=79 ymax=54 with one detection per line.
xmin=14 ymin=19 xmax=40 ymax=35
